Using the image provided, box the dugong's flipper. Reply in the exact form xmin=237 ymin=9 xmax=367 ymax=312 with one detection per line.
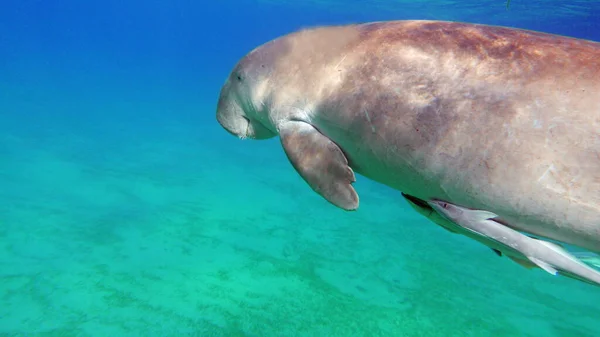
xmin=279 ymin=120 xmax=359 ymax=210
xmin=428 ymin=200 xmax=600 ymax=287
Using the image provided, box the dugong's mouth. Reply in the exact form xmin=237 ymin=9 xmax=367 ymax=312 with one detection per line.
xmin=216 ymin=103 xmax=250 ymax=139
xmin=217 ymin=112 xmax=275 ymax=140
xmin=218 ymin=116 xmax=249 ymax=139
xmin=239 ymin=116 xmax=251 ymax=139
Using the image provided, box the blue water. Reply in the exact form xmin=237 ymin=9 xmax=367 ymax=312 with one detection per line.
xmin=1 ymin=1 xmax=600 ymax=336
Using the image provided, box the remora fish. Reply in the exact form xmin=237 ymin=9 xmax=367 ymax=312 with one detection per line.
xmin=424 ymin=198 xmax=600 ymax=287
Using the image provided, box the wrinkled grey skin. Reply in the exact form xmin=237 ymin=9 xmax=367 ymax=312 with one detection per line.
xmin=216 ymin=20 xmax=600 ymax=253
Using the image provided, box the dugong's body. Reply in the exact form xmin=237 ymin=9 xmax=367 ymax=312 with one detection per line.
xmin=216 ymin=20 xmax=600 ymax=253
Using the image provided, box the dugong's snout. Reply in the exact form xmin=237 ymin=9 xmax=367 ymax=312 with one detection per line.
xmin=216 ymin=99 xmax=274 ymax=140
xmin=216 ymin=82 xmax=275 ymax=140
xmin=216 ymin=96 xmax=250 ymax=139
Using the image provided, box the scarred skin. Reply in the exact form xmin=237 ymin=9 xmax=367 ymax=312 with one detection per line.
xmin=216 ymin=20 xmax=600 ymax=253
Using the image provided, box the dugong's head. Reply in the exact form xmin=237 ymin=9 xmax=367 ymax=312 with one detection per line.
xmin=216 ymin=25 xmax=359 ymax=140
xmin=216 ymin=38 xmax=289 ymax=140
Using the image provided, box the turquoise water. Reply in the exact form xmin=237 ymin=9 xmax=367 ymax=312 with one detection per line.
xmin=1 ymin=1 xmax=600 ymax=336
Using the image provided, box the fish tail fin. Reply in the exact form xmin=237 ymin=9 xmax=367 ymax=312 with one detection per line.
xmin=571 ymin=252 xmax=600 ymax=270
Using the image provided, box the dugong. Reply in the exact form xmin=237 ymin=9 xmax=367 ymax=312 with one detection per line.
xmin=216 ymin=20 xmax=600 ymax=253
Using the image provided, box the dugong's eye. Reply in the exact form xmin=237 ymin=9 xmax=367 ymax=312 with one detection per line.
xmin=236 ymin=74 xmax=243 ymax=82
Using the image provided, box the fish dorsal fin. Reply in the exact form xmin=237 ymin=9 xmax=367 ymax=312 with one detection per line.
xmin=465 ymin=209 xmax=499 ymax=222
xmin=536 ymin=239 xmax=568 ymax=254
xmin=528 ymin=257 xmax=558 ymax=275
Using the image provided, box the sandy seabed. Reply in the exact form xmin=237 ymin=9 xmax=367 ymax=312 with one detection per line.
xmin=1 ymin=113 xmax=599 ymax=337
